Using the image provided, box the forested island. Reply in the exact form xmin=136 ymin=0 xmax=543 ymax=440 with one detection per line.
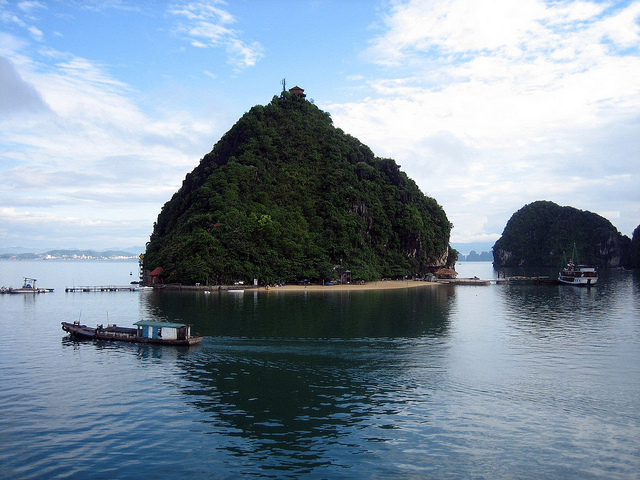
xmin=144 ymin=89 xmax=454 ymax=285
xmin=493 ymin=201 xmax=639 ymax=268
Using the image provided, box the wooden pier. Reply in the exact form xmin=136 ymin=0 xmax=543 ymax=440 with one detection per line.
xmin=64 ymin=285 xmax=140 ymax=293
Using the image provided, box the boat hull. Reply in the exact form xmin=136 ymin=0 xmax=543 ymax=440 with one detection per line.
xmin=558 ymin=277 xmax=597 ymax=286
xmin=9 ymin=288 xmax=50 ymax=294
xmin=7 ymin=278 xmax=53 ymax=293
xmin=61 ymin=322 xmax=202 ymax=346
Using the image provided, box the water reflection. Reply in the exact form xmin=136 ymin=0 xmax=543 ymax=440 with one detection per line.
xmin=177 ymin=336 xmax=450 ymax=476
xmin=141 ymin=286 xmax=455 ymax=338
xmin=496 ymin=268 xmax=638 ymax=340
xmin=61 ymin=335 xmax=199 ymax=362
xmin=5 ymin=261 xmax=640 ymax=479
xmin=138 ymin=287 xmax=454 ymax=475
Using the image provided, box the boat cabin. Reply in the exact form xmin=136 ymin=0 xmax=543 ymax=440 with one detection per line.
xmin=134 ymin=320 xmax=194 ymax=341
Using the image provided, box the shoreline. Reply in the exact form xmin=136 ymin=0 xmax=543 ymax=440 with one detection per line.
xmin=154 ymin=278 xmax=494 ymax=292
xmin=267 ymin=280 xmax=439 ymax=292
xmin=154 ymin=280 xmax=440 ymax=292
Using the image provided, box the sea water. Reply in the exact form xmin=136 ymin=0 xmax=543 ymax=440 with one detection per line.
xmin=1 ymin=261 xmax=639 ymax=479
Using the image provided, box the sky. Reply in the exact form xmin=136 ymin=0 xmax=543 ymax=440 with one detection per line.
xmin=1 ymin=0 xmax=639 ymax=253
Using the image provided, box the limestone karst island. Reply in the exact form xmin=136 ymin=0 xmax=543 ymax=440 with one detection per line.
xmin=143 ymin=88 xmax=455 ymax=286
xmin=493 ymin=201 xmax=635 ymax=269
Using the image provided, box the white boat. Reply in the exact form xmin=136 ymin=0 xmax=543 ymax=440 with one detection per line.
xmin=8 ymin=277 xmax=53 ymax=294
xmin=558 ymin=261 xmax=597 ymax=286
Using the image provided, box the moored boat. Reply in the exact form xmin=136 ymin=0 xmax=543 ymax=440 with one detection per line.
xmin=61 ymin=320 xmax=202 ymax=345
xmin=8 ymin=277 xmax=53 ymax=294
xmin=558 ymin=261 xmax=598 ymax=286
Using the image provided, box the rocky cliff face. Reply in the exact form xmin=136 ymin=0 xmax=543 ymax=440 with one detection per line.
xmin=597 ymin=232 xmax=626 ymax=266
xmin=493 ymin=201 xmax=631 ymax=268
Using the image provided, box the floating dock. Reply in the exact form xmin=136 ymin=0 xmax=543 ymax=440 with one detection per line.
xmin=437 ymin=278 xmax=491 ymax=285
xmin=64 ymin=285 xmax=140 ymax=292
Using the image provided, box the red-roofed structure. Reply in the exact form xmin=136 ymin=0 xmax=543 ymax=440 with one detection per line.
xmin=289 ymin=86 xmax=306 ymax=98
xmin=149 ymin=267 xmax=164 ymax=284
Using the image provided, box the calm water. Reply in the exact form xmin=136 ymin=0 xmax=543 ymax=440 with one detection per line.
xmin=1 ymin=261 xmax=639 ymax=479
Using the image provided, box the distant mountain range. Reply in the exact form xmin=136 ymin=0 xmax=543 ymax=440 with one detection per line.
xmin=0 ymin=247 xmax=144 ymax=260
xmin=457 ymin=250 xmax=493 ymax=262
xmin=451 ymin=242 xmax=494 ymax=262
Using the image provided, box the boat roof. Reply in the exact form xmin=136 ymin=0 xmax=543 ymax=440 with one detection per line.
xmin=134 ymin=320 xmax=191 ymax=329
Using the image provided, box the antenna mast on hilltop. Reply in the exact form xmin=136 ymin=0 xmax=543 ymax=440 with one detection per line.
xmin=281 ymin=78 xmax=286 ymax=93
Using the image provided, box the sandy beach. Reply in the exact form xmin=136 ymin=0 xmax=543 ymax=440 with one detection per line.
xmin=156 ymin=280 xmax=442 ymax=292
xmin=264 ymin=280 xmax=438 ymax=292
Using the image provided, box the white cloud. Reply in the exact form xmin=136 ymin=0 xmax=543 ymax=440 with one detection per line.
xmin=326 ymin=0 xmax=640 ymax=241
xmin=27 ymin=25 xmax=42 ymax=40
xmin=1 ymin=0 xmax=638 ymax=251
xmin=169 ymin=1 xmax=234 ymax=23
xmin=353 ymin=1 xmax=640 ymax=148
xmin=169 ymin=1 xmax=264 ymax=69
xmin=17 ymin=1 xmax=46 ymax=14
xmin=0 ymin=34 xmax=224 ymax=249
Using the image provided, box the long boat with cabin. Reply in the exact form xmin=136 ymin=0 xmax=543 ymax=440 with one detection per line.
xmin=61 ymin=320 xmax=202 ymax=345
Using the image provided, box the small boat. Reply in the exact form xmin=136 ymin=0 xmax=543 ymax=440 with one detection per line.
xmin=61 ymin=320 xmax=202 ymax=345
xmin=558 ymin=261 xmax=598 ymax=286
xmin=8 ymin=277 xmax=53 ymax=294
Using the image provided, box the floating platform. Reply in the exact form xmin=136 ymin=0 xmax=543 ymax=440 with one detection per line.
xmin=64 ymin=285 xmax=140 ymax=293
xmin=438 ymin=276 xmax=559 ymax=286
xmin=437 ymin=278 xmax=491 ymax=285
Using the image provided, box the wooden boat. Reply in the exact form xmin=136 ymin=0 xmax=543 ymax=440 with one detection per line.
xmin=61 ymin=320 xmax=202 ymax=345
xmin=558 ymin=261 xmax=598 ymax=286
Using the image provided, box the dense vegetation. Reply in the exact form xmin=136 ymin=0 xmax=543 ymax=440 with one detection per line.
xmin=492 ymin=201 xmax=631 ymax=268
xmin=144 ymin=93 xmax=453 ymax=284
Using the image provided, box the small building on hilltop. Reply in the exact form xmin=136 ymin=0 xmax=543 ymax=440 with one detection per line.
xmin=289 ymin=86 xmax=306 ymax=99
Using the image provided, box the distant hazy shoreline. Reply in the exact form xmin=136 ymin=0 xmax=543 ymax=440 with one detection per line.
xmin=0 ymin=251 xmax=140 ymax=261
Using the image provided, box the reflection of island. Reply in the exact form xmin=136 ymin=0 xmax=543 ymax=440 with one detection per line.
xmin=499 ymin=279 xmax=600 ymax=338
xmin=140 ymin=286 xmax=455 ymax=475
xmin=178 ymin=334 xmax=451 ymax=475
xmin=141 ymin=285 xmax=455 ymax=338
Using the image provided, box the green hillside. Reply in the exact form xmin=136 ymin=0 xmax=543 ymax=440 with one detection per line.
xmin=493 ymin=201 xmax=631 ymax=268
xmin=144 ymin=91 xmax=454 ymax=284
